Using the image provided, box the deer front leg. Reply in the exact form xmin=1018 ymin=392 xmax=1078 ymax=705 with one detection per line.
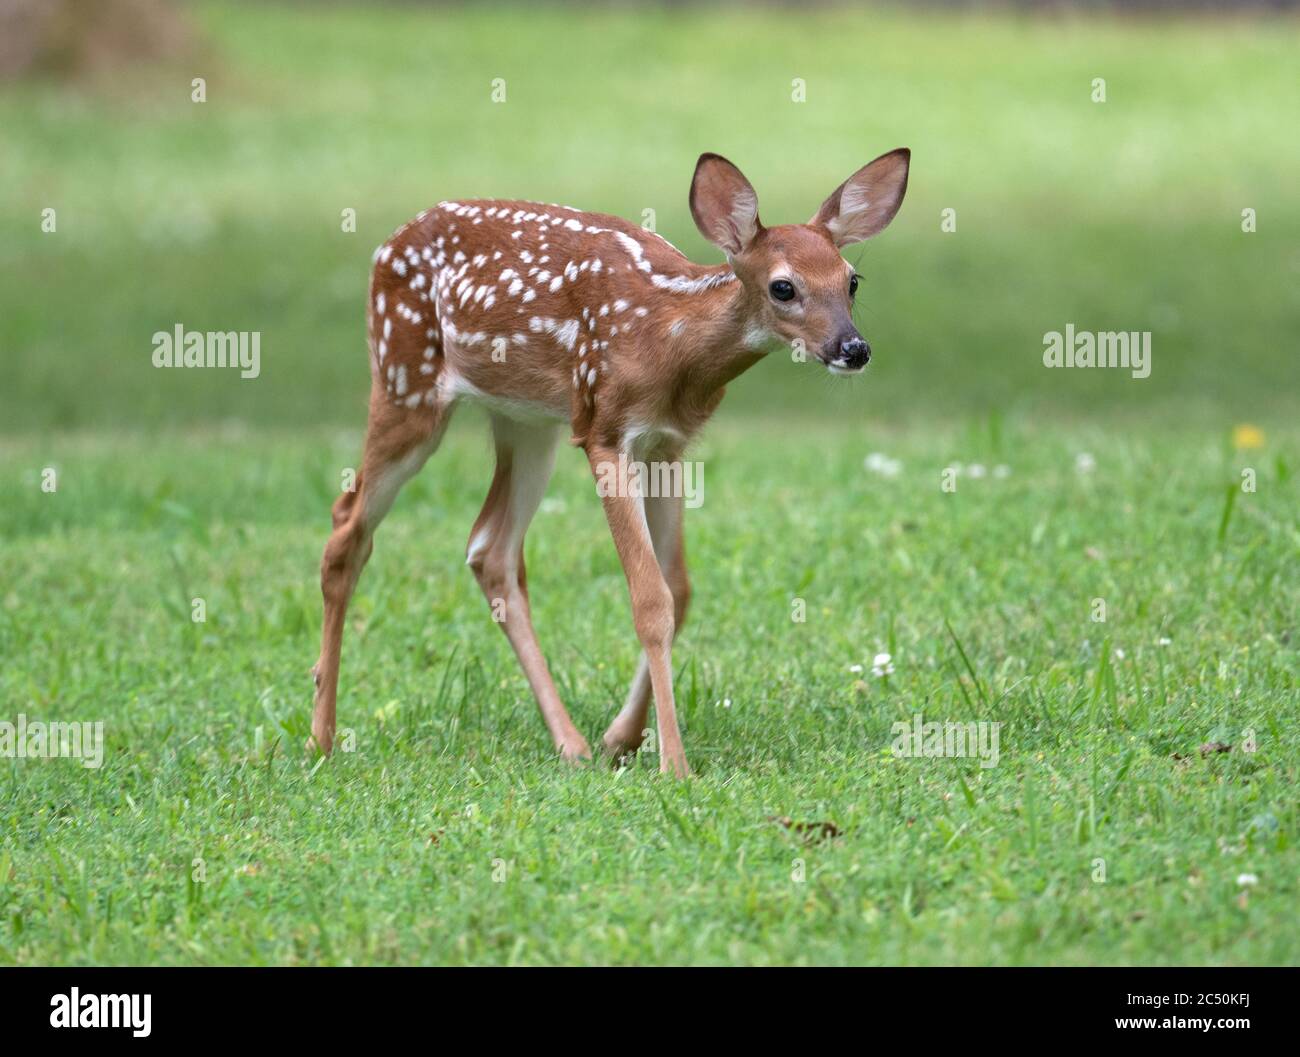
xmin=603 ymin=491 xmax=690 ymax=760
xmin=587 ymin=444 xmax=690 ymax=777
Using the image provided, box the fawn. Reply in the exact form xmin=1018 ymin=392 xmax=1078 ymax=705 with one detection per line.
xmin=311 ymin=149 xmax=911 ymax=776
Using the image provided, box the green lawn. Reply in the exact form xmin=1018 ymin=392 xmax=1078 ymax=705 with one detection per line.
xmin=0 ymin=2 xmax=1297 ymax=965
xmin=1 ymin=425 xmax=1295 ymax=964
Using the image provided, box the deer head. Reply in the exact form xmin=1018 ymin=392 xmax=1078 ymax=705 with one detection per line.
xmin=689 ymin=148 xmax=910 ymax=373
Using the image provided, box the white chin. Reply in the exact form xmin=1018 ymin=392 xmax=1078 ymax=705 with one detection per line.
xmin=826 ymin=363 xmax=865 ymax=376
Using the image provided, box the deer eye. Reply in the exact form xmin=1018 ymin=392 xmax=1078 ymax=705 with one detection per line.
xmin=769 ymin=279 xmax=796 ymax=302
xmin=849 ymin=274 xmax=860 ymax=298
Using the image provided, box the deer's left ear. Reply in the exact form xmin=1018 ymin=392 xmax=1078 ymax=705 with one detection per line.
xmin=810 ymin=148 xmax=910 ymax=247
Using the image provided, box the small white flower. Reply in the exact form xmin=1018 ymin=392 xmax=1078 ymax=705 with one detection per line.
xmin=871 ymin=652 xmax=895 ymax=677
xmin=721 ymin=698 xmax=732 ymax=709
xmin=1075 ymin=452 xmax=1096 ymax=474
xmin=848 ymin=664 xmax=864 ymax=674
xmin=1114 ymin=648 xmax=1126 ymax=660
xmin=1236 ymin=873 xmax=1258 ymax=887
xmin=967 ymin=463 xmax=987 ymax=478
xmin=1157 ymin=637 xmax=1172 ymax=647
xmin=864 ymin=452 xmax=902 ymax=478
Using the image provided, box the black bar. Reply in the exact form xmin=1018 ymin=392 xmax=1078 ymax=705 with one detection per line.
xmin=1 ymin=967 xmax=1292 ymax=1044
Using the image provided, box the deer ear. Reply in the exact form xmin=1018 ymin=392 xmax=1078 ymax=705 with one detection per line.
xmin=690 ymin=153 xmax=761 ymax=256
xmin=810 ymin=148 xmax=910 ymax=247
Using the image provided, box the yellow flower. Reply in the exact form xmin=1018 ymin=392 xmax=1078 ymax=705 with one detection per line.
xmin=1232 ymin=424 xmax=1265 ymax=450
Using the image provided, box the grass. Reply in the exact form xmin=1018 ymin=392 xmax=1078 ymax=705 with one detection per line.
xmin=0 ymin=2 xmax=1297 ymax=965
xmin=1 ymin=422 xmax=1295 ymax=964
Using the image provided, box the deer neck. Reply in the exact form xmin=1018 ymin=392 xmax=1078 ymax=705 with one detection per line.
xmin=661 ymin=267 xmax=769 ymax=404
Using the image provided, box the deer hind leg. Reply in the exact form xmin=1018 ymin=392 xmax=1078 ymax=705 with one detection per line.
xmin=467 ymin=413 xmax=591 ymax=762
xmin=602 ymin=491 xmax=690 ymax=761
xmin=311 ymin=388 xmax=453 ymax=754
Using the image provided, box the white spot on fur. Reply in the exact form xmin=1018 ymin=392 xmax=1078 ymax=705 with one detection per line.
xmin=555 ymin=319 xmax=580 ymax=350
xmin=650 ymin=271 xmax=736 ymax=294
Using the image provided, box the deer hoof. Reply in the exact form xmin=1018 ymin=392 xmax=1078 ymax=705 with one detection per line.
xmin=307 ymin=730 xmax=333 ymax=757
xmin=659 ymin=753 xmax=692 ymax=779
xmin=558 ymin=738 xmax=593 ymax=766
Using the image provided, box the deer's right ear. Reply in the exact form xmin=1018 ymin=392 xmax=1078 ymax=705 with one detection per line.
xmin=690 ymin=153 xmax=761 ymax=257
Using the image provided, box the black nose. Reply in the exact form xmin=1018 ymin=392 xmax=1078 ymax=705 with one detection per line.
xmin=838 ymin=337 xmax=871 ymax=369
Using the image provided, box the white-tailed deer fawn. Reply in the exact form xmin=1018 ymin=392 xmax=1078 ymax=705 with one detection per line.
xmin=311 ymin=149 xmax=910 ymax=776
